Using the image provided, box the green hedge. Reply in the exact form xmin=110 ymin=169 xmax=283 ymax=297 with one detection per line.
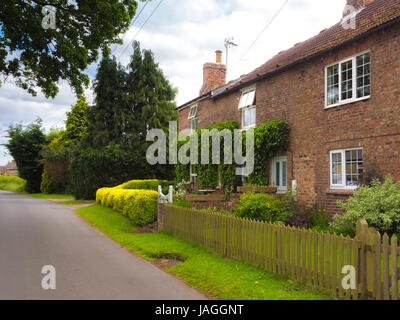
xmin=96 ymin=187 xmax=158 ymax=226
xmin=115 ymin=179 xmax=173 ymax=194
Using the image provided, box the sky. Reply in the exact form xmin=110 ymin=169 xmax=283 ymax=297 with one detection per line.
xmin=0 ymin=0 xmax=346 ymax=166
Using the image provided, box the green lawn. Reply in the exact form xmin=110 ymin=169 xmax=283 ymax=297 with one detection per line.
xmin=20 ymin=192 xmax=75 ymax=199
xmin=75 ymin=204 xmax=333 ymax=300
xmin=56 ymin=200 xmax=94 ymax=205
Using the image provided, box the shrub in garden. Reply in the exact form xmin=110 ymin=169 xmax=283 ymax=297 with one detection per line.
xmin=330 ymin=176 xmax=400 ymax=237
xmin=233 ymin=192 xmax=285 ymax=222
xmin=96 ymin=187 xmax=158 ymax=226
xmin=123 ymin=192 xmax=158 ymax=226
xmin=310 ymin=208 xmax=330 ymax=232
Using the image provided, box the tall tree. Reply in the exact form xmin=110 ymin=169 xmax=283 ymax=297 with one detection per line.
xmin=0 ymin=0 xmax=139 ymax=98
xmin=70 ymin=42 xmax=177 ymax=199
xmin=63 ymin=95 xmax=91 ymax=144
xmin=5 ymin=119 xmax=46 ymax=193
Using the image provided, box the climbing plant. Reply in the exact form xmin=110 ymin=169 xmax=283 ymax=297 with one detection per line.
xmin=248 ymin=119 xmax=290 ymax=185
xmin=174 ymin=119 xmax=290 ymax=193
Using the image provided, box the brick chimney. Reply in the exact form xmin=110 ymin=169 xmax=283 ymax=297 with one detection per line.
xmin=200 ymin=50 xmax=227 ymax=95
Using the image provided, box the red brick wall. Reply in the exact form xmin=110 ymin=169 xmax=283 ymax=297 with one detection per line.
xmin=178 ymin=22 xmax=400 ymax=214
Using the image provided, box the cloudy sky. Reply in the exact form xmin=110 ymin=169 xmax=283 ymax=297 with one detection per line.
xmin=0 ymin=0 xmax=346 ymax=165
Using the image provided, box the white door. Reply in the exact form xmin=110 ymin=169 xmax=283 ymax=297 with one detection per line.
xmin=271 ymin=157 xmax=287 ymax=194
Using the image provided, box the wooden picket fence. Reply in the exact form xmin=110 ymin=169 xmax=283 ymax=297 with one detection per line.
xmin=159 ymin=204 xmax=400 ymax=300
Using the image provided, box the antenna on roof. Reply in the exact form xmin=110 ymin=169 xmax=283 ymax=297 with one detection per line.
xmin=224 ymin=37 xmax=238 ymax=71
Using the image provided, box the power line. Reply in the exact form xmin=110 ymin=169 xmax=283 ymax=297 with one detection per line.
xmin=117 ymin=0 xmax=164 ymax=62
xmin=112 ymin=0 xmax=150 ymax=55
xmin=230 ymin=0 xmax=289 ymax=74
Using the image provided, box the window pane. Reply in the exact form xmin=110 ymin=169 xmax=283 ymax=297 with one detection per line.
xmin=239 ymin=90 xmax=256 ymax=108
xmin=191 ymin=118 xmax=198 ymax=130
xmin=331 ymin=152 xmax=343 ymax=185
xmin=327 ymin=64 xmax=339 ymax=105
xmin=345 ymin=149 xmax=363 ymax=187
xmin=356 ymin=52 xmax=371 ymax=98
xmin=341 ymin=60 xmax=353 ymax=100
xmin=243 ymin=107 xmax=256 ymax=127
xmin=276 ymin=162 xmax=280 ymax=187
xmin=282 ymin=161 xmax=287 ymax=187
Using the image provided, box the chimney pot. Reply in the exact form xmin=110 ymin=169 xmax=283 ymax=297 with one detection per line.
xmin=216 ymin=50 xmax=222 ymax=64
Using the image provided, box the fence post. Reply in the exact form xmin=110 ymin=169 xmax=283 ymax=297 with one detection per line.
xmin=157 ymin=203 xmax=165 ymax=231
xmin=356 ymin=219 xmax=368 ymax=298
xmin=365 ymin=225 xmax=378 ymax=299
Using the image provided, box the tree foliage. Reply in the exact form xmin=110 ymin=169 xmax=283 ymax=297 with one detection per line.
xmin=5 ymin=119 xmax=46 ymax=193
xmin=70 ymin=42 xmax=177 ymax=199
xmin=40 ymin=96 xmax=91 ymax=193
xmin=0 ymin=0 xmax=138 ymax=97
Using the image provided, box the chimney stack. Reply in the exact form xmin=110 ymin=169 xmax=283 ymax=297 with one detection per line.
xmin=200 ymin=50 xmax=227 ymax=95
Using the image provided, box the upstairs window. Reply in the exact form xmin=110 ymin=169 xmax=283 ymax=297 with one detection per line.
xmin=188 ymin=105 xmax=198 ymax=119
xmin=239 ymin=88 xmax=256 ymax=129
xmin=325 ymin=51 xmax=370 ymax=108
xmin=188 ymin=105 xmax=198 ymax=132
xmin=238 ymin=89 xmax=256 ymax=109
xmin=242 ymin=107 xmax=256 ymax=129
xmin=191 ymin=118 xmax=198 ymax=131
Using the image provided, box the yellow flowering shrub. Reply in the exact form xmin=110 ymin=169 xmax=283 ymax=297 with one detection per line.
xmin=96 ymin=187 xmax=158 ymax=226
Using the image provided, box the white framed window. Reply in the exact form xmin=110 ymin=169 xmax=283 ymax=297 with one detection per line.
xmin=191 ymin=118 xmax=198 ymax=132
xmin=238 ymin=88 xmax=256 ymax=109
xmin=330 ymin=148 xmax=363 ymax=190
xmin=271 ymin=157 xmax=287 ymax=194
xmin=325 ymin=51 xmax=370 ymax=108
xmin=188 ymin=105 xmax=198 ymax=119
xmin=242 ymin=106 xmax=256 ymax=129
xmin=239 ymin=87 xmax=256 ymax=129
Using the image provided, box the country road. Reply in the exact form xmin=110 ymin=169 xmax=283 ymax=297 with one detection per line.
xmin=0 ymin=190 xmax=206 ymax=300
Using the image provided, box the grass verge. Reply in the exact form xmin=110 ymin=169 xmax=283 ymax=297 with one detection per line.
xmin=56 ymin=200 xmax=94 ymax=205
xmin=20 ymin=193 xmax=75 ymax=199
xmin=75 ymin=204 xmax=333 ymax=300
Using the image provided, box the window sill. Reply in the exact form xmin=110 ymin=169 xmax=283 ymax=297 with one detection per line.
xmin=324 ymin=96 xmax=370 ymax=110
xmin=241 ymin=126 xmax=256 ymax=131
xmin=326 ymin=189 xmax=356 ymax=195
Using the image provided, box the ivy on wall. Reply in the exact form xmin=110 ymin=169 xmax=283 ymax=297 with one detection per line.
xmin=175 ymin=119 xmax=290 ymax=193
xmin=248 ymin=119 xmax=290 ymax=185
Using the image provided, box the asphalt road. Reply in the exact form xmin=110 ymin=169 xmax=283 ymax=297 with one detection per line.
xmin=0 ymin=190 xmax=206 ymax=300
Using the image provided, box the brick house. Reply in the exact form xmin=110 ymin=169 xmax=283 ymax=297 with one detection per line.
xmin=177 ymin=0 xmax=400 ymax=213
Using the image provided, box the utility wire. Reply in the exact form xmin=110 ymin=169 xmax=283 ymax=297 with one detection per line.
xmin=230 ymin=0 xmax=289 ymax=74
xmin=112 ymin=0 xmax=150 ymax=55
xmin=117 ymin=0 xmax=164 ymax=62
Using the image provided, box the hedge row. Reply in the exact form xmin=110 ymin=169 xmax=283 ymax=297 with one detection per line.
xmin=115 ymin=179 xmax=173 ymax=194
xmin=96 ymin=187 xmax=158 ymax=226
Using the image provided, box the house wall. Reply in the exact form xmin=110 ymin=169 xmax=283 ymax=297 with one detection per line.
xmin=178 ymin=22 xmax=400 ymax=214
